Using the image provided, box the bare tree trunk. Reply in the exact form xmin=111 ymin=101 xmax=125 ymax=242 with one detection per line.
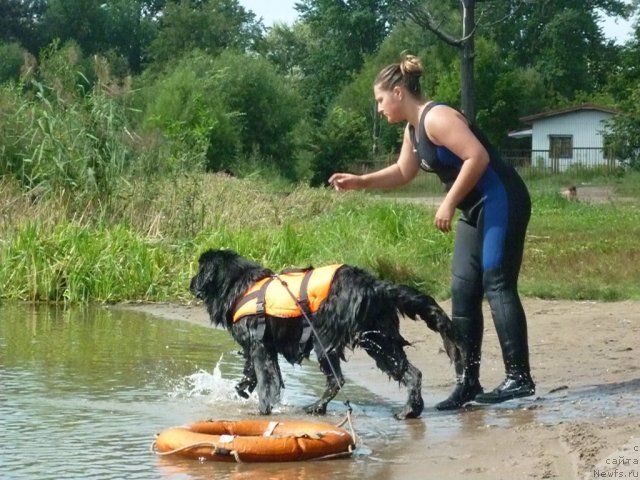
xmin=460 ymin=0 xmax=475 ymax=120
xmin=402 ymin=0 xmax=478 ymax=122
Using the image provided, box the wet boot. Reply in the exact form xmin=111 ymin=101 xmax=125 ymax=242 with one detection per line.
xmin=436 ymin=315 xmax=484 ymax=410
xmin=474 ymin=372 xmax=535 ymax=404
xmin=435 ymin=372 xmax=483 ymax=410
xmin=475 ymin=268 xmax=535 ymax=404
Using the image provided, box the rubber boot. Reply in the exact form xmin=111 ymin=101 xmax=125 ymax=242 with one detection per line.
xmin=475 ymin=268 xmax=535 ymax=404
xmin=435 ymin=315 xmax=484 ymax=410
xmin=435 ymin=368 xmax=483 ymax=410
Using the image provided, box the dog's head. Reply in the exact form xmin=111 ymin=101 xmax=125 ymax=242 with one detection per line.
xmin=190 ymin=249 xmax=261 ymax=299
xmin=190 ymin=249 xmax=273 ymax=326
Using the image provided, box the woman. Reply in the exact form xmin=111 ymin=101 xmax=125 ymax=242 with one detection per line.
xmin=328 ymin=54 xmax=535 ymax=410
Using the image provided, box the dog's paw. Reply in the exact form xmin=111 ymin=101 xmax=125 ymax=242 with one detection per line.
xmin=394 ymin=399 xmax=424 ymax=420
xmin=304 ymin=402 xmax=328 ymax=415
xmin=235 ymin=385 xmax=250 ymax=399
xmin=393 ymin=408 xmax=421 ymax=420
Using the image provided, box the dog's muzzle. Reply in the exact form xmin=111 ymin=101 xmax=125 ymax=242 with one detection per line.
xmin=189 ymin=276 xmax=202 ymax=299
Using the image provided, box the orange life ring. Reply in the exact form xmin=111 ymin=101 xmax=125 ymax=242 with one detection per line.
xmin=153 ymin=419 xmax=355 ymax=462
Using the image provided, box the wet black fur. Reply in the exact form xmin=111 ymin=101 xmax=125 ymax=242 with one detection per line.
xmin=190 ymin=249 xmax=460 ymax=419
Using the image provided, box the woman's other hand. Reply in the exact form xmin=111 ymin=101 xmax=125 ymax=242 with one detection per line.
xmin=434 ymin=199 xmax=456 ymax=232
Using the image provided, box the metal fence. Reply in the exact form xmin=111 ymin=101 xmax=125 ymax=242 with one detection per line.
xmin=352 ymin=148 xmax=621 ymax=194
xmin=502 ymin=148 xmax=619 ymax=175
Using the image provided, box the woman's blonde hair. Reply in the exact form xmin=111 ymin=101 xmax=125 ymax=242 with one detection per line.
xmin=374 ymin=54 xmax=423 ymax=97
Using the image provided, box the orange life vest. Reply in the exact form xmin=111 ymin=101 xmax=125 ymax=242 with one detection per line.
xmin=233 ymin=265 xmax=343 ymax=322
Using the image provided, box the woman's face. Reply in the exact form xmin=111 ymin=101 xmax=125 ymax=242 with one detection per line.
xmin=374 ymin=84 xmax=404 ymax=123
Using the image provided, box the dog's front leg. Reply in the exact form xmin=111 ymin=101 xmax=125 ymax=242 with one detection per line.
xmin=305 ymin=351 xmax=344 ymax=415
xmin=394 ymin=363 xmax=424 ymax=420
xmin=251 ymin=342 xmax=281 ymax=415
xmin=235 ymin=347 xmax=257 ymax=399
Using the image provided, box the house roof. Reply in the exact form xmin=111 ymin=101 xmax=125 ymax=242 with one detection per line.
xmin=508 ymin=128 xmax=532 ymax=139
xmin=520 ymin=103 xmax=619 ymax=124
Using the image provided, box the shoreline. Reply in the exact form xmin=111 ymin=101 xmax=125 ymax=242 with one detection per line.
xmin=117 ymin=298 xmax=640 ymax=479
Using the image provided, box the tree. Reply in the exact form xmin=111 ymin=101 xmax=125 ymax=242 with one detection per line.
xmin=146 ymin=0 xmax=263 ymax=66
xmin=41 ymin=0 xmax=110 ymax=57
xmin=603 ymin=104 xmax=640 ymax=170
xmin=602 ymin=17 xmax=640 ymax=169
xmin=38 ymin=0 xmax=161 ymax=74
xmin=260 ymin=22 xmax=309 ymax=77
xmin=471 ymin=38 xmax=547 ymax=149
xmin=294 ymin=0 xmax=396 ymax=116
xmin=332 ymin=20 xmax=546 ymax=157
xmin=0 ymin=0 xmax=47 ymax=53
xmin=395 ymin=0 xmax=481 ymax=119
xmin=101 ymin=0 xmax=158 ymax=73
xmin=486 ymin=0 xmax=631 ymax=100
xmin=331 ymin=20 xmax=442 ymax=157
xmin=210 ymin=50 xmax=307 ymax=177
xmin=396 ymin=0 xmax=631 ymax=120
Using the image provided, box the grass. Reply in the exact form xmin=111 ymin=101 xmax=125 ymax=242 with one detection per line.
xmin=522 ymin=194 xmax=640 ymax=300
xmin=1 ymin=173 xmax=639 ymax=304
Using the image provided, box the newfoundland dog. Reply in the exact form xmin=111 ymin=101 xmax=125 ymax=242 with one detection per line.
xmin=190 ymin=249 xmax=459 ymax=419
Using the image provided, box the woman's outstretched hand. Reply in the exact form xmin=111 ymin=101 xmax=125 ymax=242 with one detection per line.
xmin=328 ymin=173 xmax=363 ymax=191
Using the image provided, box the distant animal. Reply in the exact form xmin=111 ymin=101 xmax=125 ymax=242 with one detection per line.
xmin=189 ymin=249 xmax=460 ymax=419
xmin=562 ymin=185 xmax=577 ymax=201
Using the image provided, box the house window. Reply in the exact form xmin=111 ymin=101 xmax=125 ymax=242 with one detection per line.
xmin=549 ymin=135 xmax=573 ymax=158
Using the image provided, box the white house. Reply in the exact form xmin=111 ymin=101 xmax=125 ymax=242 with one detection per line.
xmin=509 ymin=104 xmax=619 ymax=171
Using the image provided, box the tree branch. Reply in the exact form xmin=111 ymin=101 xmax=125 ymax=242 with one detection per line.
xmin=403 ymin=2 xmax=463 ymax=48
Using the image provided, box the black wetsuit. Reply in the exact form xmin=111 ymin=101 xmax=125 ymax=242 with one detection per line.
xmin=410 ymin=103 xmax=532 ymax=388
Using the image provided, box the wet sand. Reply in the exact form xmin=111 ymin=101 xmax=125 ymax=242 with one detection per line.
xmin=122 ymin=299 xmax=640 ymax=479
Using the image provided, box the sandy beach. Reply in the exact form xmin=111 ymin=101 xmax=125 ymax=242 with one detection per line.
xmin=124 ymin=298 xmax=640 ymax=479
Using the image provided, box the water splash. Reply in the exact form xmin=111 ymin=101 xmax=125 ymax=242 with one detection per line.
xmin=167 ymin=354 xmax=296 ymax=413
xmin=169 ymin=354 xmax=243 ymax=402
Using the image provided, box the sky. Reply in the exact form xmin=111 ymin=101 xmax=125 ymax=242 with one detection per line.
xmin=239 ymin=0 xmax=299 ymax=26
xmin=239 ymin=0 xmax=636 ymax=44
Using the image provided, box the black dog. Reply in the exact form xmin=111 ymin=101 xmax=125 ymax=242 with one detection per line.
xmin=190 ymin=249 xmax=459 ymax=419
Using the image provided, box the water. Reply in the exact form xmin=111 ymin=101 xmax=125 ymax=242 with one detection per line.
xmin=1 ymin=302 xmax=637 ymax=480
xmin=0 ymin=302 xmax=430 ymax=479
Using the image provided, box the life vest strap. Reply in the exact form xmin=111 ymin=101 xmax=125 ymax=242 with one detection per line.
xmin=245 ymin=277 xmax=274 ymax=342
xmin=295 ymin=270 xmax=315 ymax=358
xmin=297 ymin=269 xmax=313 ymax=316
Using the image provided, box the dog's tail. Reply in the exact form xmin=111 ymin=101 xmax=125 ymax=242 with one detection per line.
xmin=391 ymin=284 xmax=460 ymax=364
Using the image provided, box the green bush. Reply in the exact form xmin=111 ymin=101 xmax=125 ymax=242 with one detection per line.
xmin=0 ymin=42 xmax=27 ymax=84
xmin=210 ymin=50 xmax=306 ymax=179
xmin=140 ymin=53 xmax=240 ymax=173
xmin=309 ymin=106 xmax=369 ymax=186
xmin=140 ymin=50 xmax=306 ymax=178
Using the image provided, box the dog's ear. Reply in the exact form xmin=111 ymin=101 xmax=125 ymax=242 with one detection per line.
xmin=191 ymin=250 xmax=225 ymax=298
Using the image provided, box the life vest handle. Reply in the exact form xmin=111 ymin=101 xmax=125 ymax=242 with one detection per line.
xmin=280 ymin=266 xmax=313 ymax=274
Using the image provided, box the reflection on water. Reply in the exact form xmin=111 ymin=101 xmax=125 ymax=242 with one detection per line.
xmin=2 ymin=302 xmax=637 ymax=479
